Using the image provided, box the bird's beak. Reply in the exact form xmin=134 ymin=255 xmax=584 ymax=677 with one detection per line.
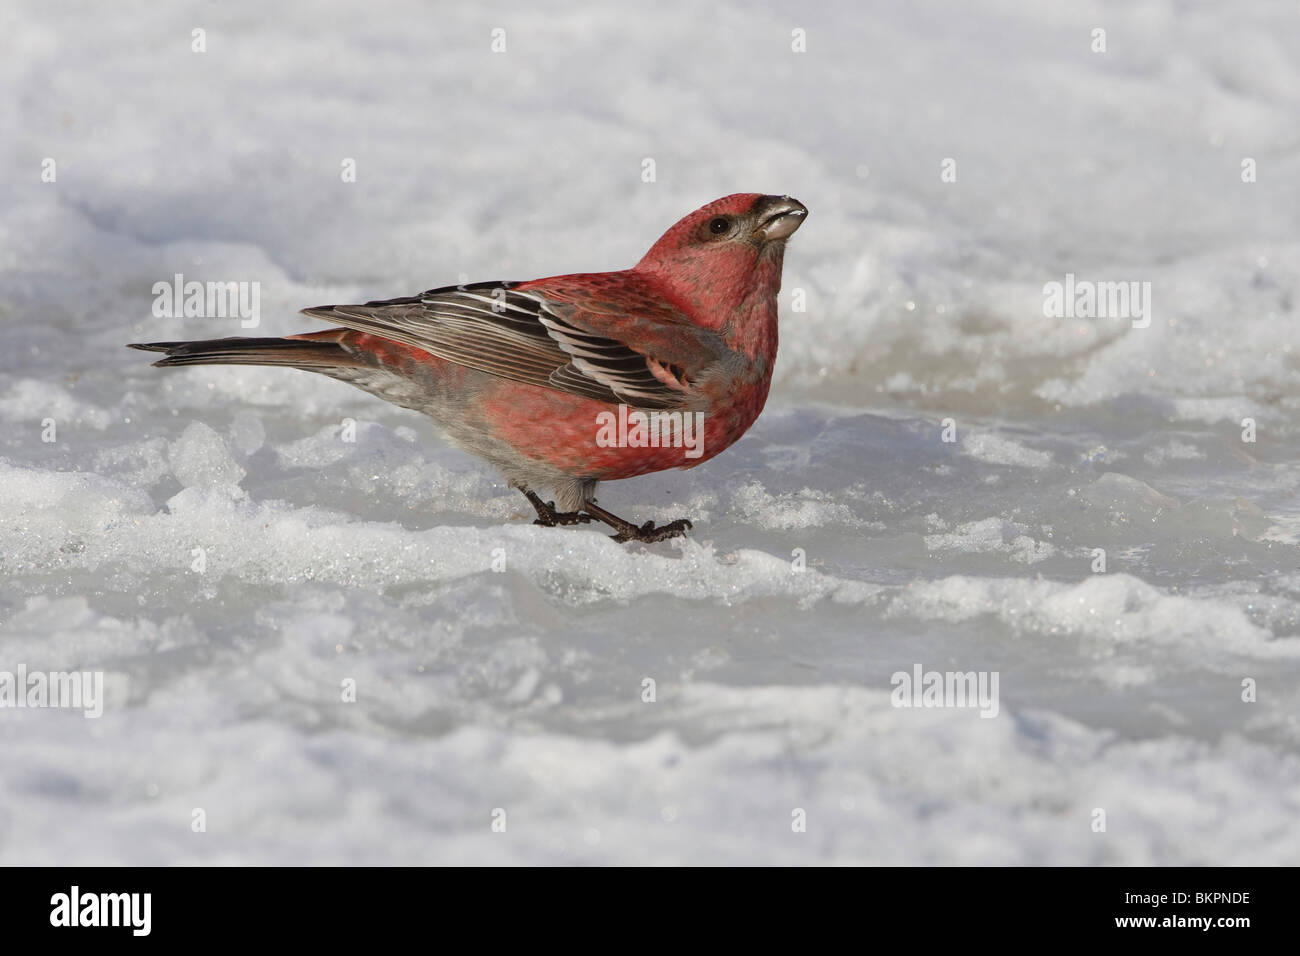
xmin=754 ymin=195 xmax=808 ymax=241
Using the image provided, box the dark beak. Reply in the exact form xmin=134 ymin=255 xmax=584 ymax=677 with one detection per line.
xmin=754 ymin=195 xmax=808 ymax=241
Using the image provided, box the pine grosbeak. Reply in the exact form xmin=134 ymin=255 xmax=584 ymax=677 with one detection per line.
xmin=131 ymin=193 xmax=808 ymax=541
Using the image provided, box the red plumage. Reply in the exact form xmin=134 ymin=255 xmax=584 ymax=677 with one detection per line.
xmin=130 ymin=193 xmax=808 ymax=541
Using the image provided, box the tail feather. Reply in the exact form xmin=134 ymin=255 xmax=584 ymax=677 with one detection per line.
xmin=128 ymin=336 xmax=362 ymax=369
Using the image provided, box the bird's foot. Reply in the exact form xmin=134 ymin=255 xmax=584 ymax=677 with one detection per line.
xmin=581 ymin=500 xmax=692 ymax=543
xmin=523 ymin=490 xmax=593 ymax=527
xmin=609 ymin=518 xmax=693 ymax=544
xmin=537 ymin=509 xmax=594 ymax=527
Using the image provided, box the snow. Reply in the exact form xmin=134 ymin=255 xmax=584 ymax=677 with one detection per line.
xmin=2 ymin=0 xmax=1299 ymax=864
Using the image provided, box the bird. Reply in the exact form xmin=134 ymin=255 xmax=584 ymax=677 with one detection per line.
xmin=130 ymin=193 xmax=807 ymax=542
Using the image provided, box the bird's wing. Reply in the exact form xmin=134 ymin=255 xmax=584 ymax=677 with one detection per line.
xmin=302 ymin=277 xmax=725 ymax=410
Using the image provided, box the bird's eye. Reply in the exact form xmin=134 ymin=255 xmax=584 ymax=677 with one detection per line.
xmin=708 ymin=217 xmax=730 ymax=235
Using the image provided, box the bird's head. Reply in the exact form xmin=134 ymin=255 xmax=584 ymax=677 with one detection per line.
xmin=633 ymin=194 xmax=807 ymax=332
xmin=637 ymin=193 xmax=807 ymax=269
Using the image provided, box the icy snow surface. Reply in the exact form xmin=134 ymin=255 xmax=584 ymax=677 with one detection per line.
xmin=2 ymin=0 xmax=1299 ymax=864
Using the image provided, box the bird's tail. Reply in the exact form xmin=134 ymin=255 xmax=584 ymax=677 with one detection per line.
xmin=128 ymin=333 xmax=363 ymax=369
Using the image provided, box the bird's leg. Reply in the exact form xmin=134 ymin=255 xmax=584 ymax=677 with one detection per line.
xmin=582 ymin=501 xmax=693 ymax=543
xmin=523 ymin=490 xmax=592 ymax=527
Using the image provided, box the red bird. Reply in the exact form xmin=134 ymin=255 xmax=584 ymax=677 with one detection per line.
xmin=131 ymin=193 xmax=808 ymax=542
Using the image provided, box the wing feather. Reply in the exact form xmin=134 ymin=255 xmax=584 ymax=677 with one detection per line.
xmin=302 ymin=278 xmax=721 ymax=409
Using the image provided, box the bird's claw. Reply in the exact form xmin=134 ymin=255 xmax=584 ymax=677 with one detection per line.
xmin=610 ymin=518 xmax=693 ymax=543
xmin=531 ymin=498 xmax=593 ymax=527
xmin=527 ymin=491 xmax=691 ymax=542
